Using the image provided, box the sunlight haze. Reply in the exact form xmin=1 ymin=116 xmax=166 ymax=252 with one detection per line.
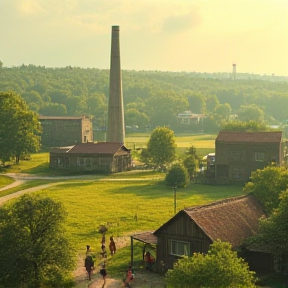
xmin=0 ymin=0 xmax=287 ymax=76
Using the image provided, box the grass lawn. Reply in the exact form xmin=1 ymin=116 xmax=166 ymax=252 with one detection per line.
xmin=32 ymin=178 xmax=244 ymax=277
xmin=0 ymin=175 xmax=14 ymax=188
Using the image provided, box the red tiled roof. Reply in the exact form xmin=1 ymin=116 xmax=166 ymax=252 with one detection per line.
xmin=184 ymin=195 xmax=265 ymax=248
xmin=216 ymin=131 xmax=282 ymax=143
xmin=67 ymin=142 xmax=128 ymax=154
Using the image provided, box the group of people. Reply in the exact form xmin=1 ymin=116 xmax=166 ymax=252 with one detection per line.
xmin=84 ymin=235 xmax=117 ymax=282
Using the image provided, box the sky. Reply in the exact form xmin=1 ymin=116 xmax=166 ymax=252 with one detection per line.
xmin=0 ymin=0 xmax=287 ymax=76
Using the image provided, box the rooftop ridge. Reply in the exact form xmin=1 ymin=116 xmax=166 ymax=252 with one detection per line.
xmin=184 ymin=195 xmax=249 ymax=212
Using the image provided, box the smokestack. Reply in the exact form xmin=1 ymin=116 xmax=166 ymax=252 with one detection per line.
xmin=106 ymin=25 xmax=125 ymax=143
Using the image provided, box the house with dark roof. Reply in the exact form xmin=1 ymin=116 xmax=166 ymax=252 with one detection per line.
xmin=39 ymin=116 xmax=93 ymax=147
xmin=153 ymin=195 xmax=274 ymax=273
xmin=49 ymin=142 xmax=131 ymax=173
xmin=214 ymin=131 xmax=283 ymax=184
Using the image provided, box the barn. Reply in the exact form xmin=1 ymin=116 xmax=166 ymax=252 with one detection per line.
xmin=50 ymin=142 xmax=131 ymax=173
xmin=153 ymin=195 xmax=274 ymax=273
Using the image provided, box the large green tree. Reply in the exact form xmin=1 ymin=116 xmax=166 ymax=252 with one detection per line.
xmin=166 ymin=240 xmax=256 ymax=288
xmin=144 ymin=126 xmax=176 ymax=169
xmin=0 ymin=194 xmax=76 ymax=288
xmin=243 ymin=165 xmax=288 ymax=215
xmin=0 ymin=92 xmax=42 ymax=164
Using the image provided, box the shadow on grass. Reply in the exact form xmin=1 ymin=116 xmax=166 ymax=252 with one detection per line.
xmin=109 ymin=180 xmax=245 ymax=201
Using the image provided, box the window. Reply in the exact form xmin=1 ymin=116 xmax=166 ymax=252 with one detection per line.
xmin=169 ymin=239 xmax=190 ymax=256
xmin=232 ymin=168 xmax=244 ymax=179
xmin=57 ymin=158 xmax=63 ymax=167
xmin=254 ymin=152 xmax=264 ymax=162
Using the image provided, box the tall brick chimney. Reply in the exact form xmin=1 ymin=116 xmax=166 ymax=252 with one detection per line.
xmin=106 ymin=25 xmax=125 ymax=143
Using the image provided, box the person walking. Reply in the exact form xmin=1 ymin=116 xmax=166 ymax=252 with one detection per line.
xmin=109 ymin=236 xmax=116 ymax=255
xmin=100 ymin=263 xmax=107 ymax=281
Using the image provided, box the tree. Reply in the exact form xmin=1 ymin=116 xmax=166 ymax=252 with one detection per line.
xmin=125 ymin=108 xmax=149 ymax=129
xmin=223 ymin=120 xmax=270 ymax=132
xmin=187 ymin=92 xmax=205 ymax=114
xmin=214 ymin=103 xmax=232 ymax=123
xmin=250 ymin=190 xmax=288 ymax=261
xmin=166 ymin=240 xmax=256 ymax=288
xmin=0 ymin=194 xmax=76 ymax=288
xmin=237 ymin=105 xmax=264 ymax=123
xmin=39 ymin=102 xmax=67 ymax=116
xmin=0 ymin=92 xmax=42 ymax=164
xmin=243 ymin=165 xmax=288 ymax=215
xmin=165 ymin=163 xmax=189 ymax=188
xmin=145 ymin=126 xmax=176 ymax=169
xmin=183 ymin=146 xmax=199 ymax=180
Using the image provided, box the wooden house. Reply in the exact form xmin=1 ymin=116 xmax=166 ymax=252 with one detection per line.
xmin=153 ymin=195 xmax=273 ymax=273
xmin=215 ymin=131 xmax=283 ymax=184
xmin=49 ymin=142 xmax=131 ymax=173
xmin=39 ymin=116 xmax=93 ymax=147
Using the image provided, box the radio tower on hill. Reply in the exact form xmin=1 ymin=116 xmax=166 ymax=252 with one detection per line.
xmin=232 ymin=63 xmax=236 ymax=80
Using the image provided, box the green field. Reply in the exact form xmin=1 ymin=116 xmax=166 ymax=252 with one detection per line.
xmin=2 ymin=133 xmax=283 ymax=287
xmin=0 ymin=175 xmax=14 ymax=188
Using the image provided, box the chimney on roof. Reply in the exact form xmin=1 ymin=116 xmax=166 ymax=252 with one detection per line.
xmin=106 ymin=25 xmax=125 ymax=144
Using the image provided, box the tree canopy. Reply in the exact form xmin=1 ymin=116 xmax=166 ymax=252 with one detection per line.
xmin=250 ymin=190 xmax=288 ymax=260
xmin=0 ymin=194 xmax=76 ymax=288
xmin=144 ymin=126 xmax=176 ymax=169
xmin=243 ymin=165 xmax=288 ymax=214
xmin=165 ymin=163 xmax=189 ymax=188
xmin=0 ymin=92 xmax=42 ymax=164
xmin=166 ymin=240 xmax=256 ymax=288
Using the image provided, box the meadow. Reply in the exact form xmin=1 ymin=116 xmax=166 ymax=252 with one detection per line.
xmin=6 ymin=133 xmax=283 ymax=286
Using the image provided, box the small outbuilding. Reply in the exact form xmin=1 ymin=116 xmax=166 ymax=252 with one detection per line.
xmin=50 ymin=142 xmax=131 ymax=173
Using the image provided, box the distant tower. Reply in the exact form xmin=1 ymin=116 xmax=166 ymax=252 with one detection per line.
xmin=232 ymin=63 xmax=236 ymax=80
xmin=106 ymin=25 xmax=125 ymax=143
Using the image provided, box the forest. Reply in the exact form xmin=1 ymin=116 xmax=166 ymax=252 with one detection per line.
xmin=1 ymin=63 xmax=288 ymax=134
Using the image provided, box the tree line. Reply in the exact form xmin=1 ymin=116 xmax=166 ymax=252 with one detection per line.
xmin=0 ymin=64 xmax=288 ymax=133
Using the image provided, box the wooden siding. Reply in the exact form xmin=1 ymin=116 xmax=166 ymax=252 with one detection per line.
xmin=40 ymin=117 xmax=93 ymax=147
xmin=215 ymin=141 xmax=282 ymax=183
xmin=50 ymin=154 xmax=131 ymax=173
xmin=155 ymin=213 xmax=211 ymax=271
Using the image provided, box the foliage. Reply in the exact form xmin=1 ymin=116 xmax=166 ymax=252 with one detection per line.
xmin=0 ymin=194 xmax=76 ymax=288
xmin=214 ymin=103 xmax=232 ymax=124
xmin=183 ymin=146 xmax=199 ymax=179
xmin=0 ymin=92 xmax=42 ymax=164
xmin=223 ymin=120 xmax=271 ymax=132
xmin=247 ymin=190 xmax=288 ymax=263
xmin=165 ymin=163 xmax=189 ymax=188
xmin=243 ymin=165 xmax=288 ymax=214
xmin=166 ymin=240 xmax=256 ymax=288
xmin=1 ymin=66 xmax=288 ymax=134
xmin=145 ymin=126 xmax=176 ymax=169
xmin=237 ymin=104 xmax=265 ymax=123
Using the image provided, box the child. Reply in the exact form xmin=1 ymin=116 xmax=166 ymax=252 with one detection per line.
xmin=123 ymin=265 xmax=133 ymax=288
xmin=100 ymin=263 xmax=107 ymax=281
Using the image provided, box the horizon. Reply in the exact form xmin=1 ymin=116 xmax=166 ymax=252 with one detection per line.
xmin=1 ymin=0 xmax=287 ymax=77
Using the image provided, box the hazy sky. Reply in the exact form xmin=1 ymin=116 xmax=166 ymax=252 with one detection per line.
xmin=1 ymin=0 xmax=287 ymax=76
